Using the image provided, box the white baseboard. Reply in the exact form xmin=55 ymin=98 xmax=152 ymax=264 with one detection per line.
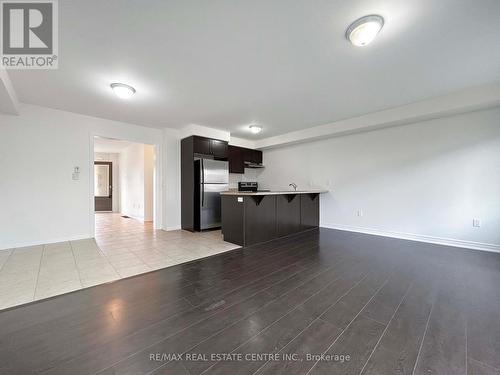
xmin=164 ymin=225 xmax=182 ymax=231
xmin=0 ymin=234 xmax=92 ymax=251
xmin=321 ymin=223 xmax=500 ymax=253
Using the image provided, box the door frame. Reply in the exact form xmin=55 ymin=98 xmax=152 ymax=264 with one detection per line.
xmin=88 ymin=133 xmax=163 ymax=237
xmin=94 ymin=161 xmax=113 ymax=211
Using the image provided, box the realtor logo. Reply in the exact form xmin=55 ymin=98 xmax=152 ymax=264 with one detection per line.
xmin=1 ymin=0 xmax=58 ymax=68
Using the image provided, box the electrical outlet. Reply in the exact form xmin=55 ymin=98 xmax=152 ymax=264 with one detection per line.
xmin=473 ymin=219 xmax=481 ymax=228
xmin=357 ymin=209 xmax=363 ymax=217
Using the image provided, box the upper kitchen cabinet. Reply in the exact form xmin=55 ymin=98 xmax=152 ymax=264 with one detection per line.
xmin=228 ymin=145 xmax=244 ymax=174
xmin=192 ymin=136 xmax=228 ymax=159
xmin=193 ymin=136 xmax=211 ymax=155
xmin=245 ymin=149 xmax=262 ymax=164
xmin=211 ymin=139 xmax=228 ymax=159
xmin=229 ymin=146 xmax=263 ymax=173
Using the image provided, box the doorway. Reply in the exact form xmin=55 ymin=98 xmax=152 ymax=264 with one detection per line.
xmin=94 ymin=161 xmax=113 ymax=211
xmin=92 ymin=136 xmax=157 ymax=232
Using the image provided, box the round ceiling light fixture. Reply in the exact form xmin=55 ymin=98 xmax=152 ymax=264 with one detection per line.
xmin=249 ymin=125 xmax=262 ymax=134
xmin=346 ymin=15 xmax=384 ymax=47
xmin=110 ymin=83 xmax=136 ymax=99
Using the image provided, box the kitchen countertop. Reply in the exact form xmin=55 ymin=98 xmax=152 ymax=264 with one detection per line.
xmin=220 ymin=190 xmax=328 ymax=196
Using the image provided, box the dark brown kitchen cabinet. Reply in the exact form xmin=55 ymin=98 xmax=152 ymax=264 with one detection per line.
xmin=228 ymin=146 xmax=263 ymax=173
xmin=245 ymin=195 xmax=276 ymax=246
xmin=221 ymin=192 xmax=321 ymax=246
xmin=193 ymin=136 xmax=211 ymax=155
xmin=243 ymin=148 xmax=262 ymax=164
xmin=181 ymin=137 xmax=195 ymax=231
xmin=252 ymin=149 xmax=262 ymax=164
xmin=211 ymin=139 xmax=228 ymax=159
xmin=301 ymin=193 xmax=320 ymax=230
xmin=228 ymin=145 xmax=244 ymax=173
xmin=243 ymin=148 xmax=253 ymax=164
xmin=192 ymin=136 xmax=228 ymax=159
xmin=276 ymin=194 xmax=301 ymax=237
xmin=221 ymin=195 xmax=244 ymax=245
xmin=245 ymin=149 xmax=262 ymax=164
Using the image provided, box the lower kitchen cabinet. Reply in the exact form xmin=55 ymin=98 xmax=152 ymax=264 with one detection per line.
xmin=276 ymin=194 xmax=301 ymax=237
xmin=300 ymin=193 xmax=320 ymax=230
xmin=221 ymin=193 xmax=321 ymax=247
xmin=245 ymin=195 xmax=276 ymax=246
xmin=221 ymin=195 xmax=245 ymax=245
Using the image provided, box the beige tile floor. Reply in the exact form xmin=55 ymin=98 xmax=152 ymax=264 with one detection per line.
xmin=0 ymin=213 xmax=240 ymax=310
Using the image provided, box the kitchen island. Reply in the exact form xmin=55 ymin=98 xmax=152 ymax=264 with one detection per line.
xmin=220 ymin=190 xmax=327 ymax=246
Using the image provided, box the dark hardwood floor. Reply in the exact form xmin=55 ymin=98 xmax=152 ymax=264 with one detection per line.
xmin=1 ymin=228 xmax=499 ymax=375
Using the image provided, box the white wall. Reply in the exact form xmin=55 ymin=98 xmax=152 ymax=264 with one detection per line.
xmin=0 ymin=104 xmax=178 ymax=249
xmin=120 ymin=143 xmax=146 ymax=221
xmin=258 ymin=108 xmax=500 ymax=251
xmin=229 ymin=169 xmax=263 ymax=190
xmin=94 ymin=152 xmax=120 ymax=212
xmin=162 ymin=128 xmax=181 ymax=230
xmin=0 ymin=106 xmax=90 ymax=249
xmin=144 ymin=145 xmax=155 ymax=222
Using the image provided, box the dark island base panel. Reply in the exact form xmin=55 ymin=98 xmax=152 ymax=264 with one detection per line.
xmin=222 ymin=193 xmax=320 ymax=246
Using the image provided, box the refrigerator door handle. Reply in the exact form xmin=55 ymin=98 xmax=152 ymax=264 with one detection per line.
xmin=201 ymin=159 xmax=205 ymax=207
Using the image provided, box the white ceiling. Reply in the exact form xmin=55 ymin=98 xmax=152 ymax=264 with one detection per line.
xmin=8 ymin=0 xmax=500 ymax=139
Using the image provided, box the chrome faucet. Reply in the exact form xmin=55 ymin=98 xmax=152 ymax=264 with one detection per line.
xmin=289 ymin=183 xmax=297 ymax=191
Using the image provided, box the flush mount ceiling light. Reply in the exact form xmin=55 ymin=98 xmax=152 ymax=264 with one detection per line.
xmin=110 ymin=83 xmax=136 ymax=99
xmin=346 ymin=15 xmax=384 ymax=46
xmin=249 ymin=125 xmax=262 ymax=134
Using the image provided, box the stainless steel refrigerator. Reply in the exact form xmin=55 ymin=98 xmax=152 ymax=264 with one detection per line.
xmin=194 ymin=158 xmax=229 ymax=230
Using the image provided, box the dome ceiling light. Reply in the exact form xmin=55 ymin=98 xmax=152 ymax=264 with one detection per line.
xmin=249 ymin=125 xmax=262 ymax=134
xmin=346 ymin=15 xmax=384 ymax=47
xmin=110 ymin=83 xmax=136 ymax=99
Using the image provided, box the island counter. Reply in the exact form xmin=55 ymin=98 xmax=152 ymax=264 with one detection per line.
xmin=220 ymin=190 xmax=327 ymax=246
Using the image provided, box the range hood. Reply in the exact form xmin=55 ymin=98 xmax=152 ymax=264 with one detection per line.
xmin=244 ymin=161 xmax=265 ymax=168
